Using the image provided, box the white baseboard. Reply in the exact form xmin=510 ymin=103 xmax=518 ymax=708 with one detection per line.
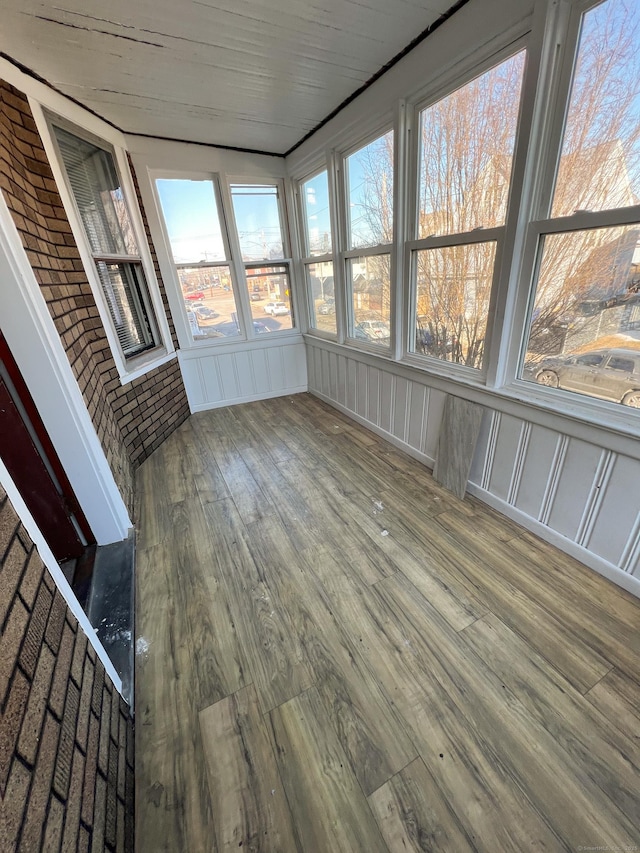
xmin=190 ymin=384 xmax=309 ymax=413
xmin=466 ymin=482 xmax=640 ymax=599
xmin=310 ymin=389 xmax=435 ymax=470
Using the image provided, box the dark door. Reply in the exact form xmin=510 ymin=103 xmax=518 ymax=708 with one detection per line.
xmin=0 ymin=332 xmax=94 ymax=561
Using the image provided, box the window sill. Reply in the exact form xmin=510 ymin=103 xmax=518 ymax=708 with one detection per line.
xmin=119 ymin=348 xmax=177 ymax=385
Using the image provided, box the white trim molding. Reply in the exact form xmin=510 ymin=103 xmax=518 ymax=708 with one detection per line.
xmin=0 ymin=191 xmax=131 ymax=543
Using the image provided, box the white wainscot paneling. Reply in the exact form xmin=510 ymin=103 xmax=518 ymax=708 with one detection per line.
xmin=545 ymin=437 xmax=605 ymax=542
xmin=485 ymin=413 xmax=526 ymax=502
xmin=307 ymin=340 xmax=640 ymax=597
xmin=178 ymin=339 xmax=308 ymax=412
xmin=584 ymin=455 xmax=640 ymax=570
xmin=307 ymin=342 xmax=443 ymax=468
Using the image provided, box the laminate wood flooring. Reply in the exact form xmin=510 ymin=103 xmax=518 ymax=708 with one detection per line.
xmin=135 ymin=393 xmax=640 ymax=853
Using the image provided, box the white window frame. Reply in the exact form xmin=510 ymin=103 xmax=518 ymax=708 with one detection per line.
xmin=297 ymin=162 xmax=341 ymax=340
xmin=151 ymin=169 xmax=252 ymax=348
xmin=338 ymin=124 xmax=396 ymax=354
xmin=402 ymin=39 xmax=529 ymax=381
xmin=30 ymin=103 xmax=175 ymax=384
xmin=225 ymin=176 xmax=299 ymax=339
xmin=502 ymin=0 xmax=640 ymax=432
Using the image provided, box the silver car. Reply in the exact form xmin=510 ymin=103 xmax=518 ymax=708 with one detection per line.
xmin=533 ymin=348 xmax=640 ymax=407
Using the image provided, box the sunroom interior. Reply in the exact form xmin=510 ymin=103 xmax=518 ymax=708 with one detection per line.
xmin=1 ymin=0 xmax=639 ymax=850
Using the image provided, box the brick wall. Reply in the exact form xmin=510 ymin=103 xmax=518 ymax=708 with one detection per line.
xmin=0 ymin=81 xmax=190 ymax=513
xmin=0 ymin=485 xmax=134 ymax=852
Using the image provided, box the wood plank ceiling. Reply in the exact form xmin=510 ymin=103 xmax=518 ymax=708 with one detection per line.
xmin=0 ymin=0 xmax=461 ymax=154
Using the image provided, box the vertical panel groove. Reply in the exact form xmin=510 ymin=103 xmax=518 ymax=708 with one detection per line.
xmin=419 ymin=387 xmax=430 ymax=454
xmin=539 ymin=434 xmax=569 ymax=525
xmin=578 ymin=450 xmax=615 ymax=548
xmin=508 ymin=421 xmax=532 ymax=506
xmin=481 ymin=411 xmax=501 ymax=492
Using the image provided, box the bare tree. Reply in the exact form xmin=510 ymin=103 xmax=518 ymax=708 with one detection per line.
xmin=354 ymin=0 xmax=640 ymax=366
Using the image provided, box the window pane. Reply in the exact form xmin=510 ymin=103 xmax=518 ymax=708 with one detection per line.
xmin=178 ymin=266 xmax=240 ymax=339
xmin=418 ymin=51 xmax=525 ymax=238
xmin=307 ymin=261 xmax=336 ymax=334
xmin=348 ymin=255 xmax=391 ymax=346
xmin=156 ymin=179 xmax=227 ymax=264
xmin=522 ymin=224 xmax=640 ymax=406
xmin=54 ymin=126 xmax=138 ymax=256
xmin=230 ymin=184 xmax=284 ymax=262
xmin=246 ymin=265 xmax=293 ymax=331
xmin=95 ymin=262 xmax=155 ymax=356
xmin=412 ymin=242 xmax=497 ymax=368
xmin=301 ymin=172 xmax=332 ymax=256
xmin=551 ymin=0 xmax=640 ymax=218
xmin=346 ymin=131 xmax=393 ymax=249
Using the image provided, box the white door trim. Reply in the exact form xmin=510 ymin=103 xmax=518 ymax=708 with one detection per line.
xmin=0 ymin=191 xmax=131 ymax=543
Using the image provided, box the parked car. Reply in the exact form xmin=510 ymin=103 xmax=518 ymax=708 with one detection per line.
xmin=185 ymin=290 xmax=205 ymax=301
xmin=194 ymin=306 xmax=217 ymax=322
xmin=252 ymin=321 xmax=271 ymax=334
xmin=356 ymin=319 xmax=391 ymax=341
xmin=264 ymin=301 xmax=290 ymax=316
xmin=249 ymin=292 xmax=262 ymax=302
xmin=317 ymin=299 xmax=335 ymax=315
xmin=533 ymin=348 xmax=640 ymax=406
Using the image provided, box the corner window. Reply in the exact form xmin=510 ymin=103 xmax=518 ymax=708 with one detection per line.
xmin=409 ymin=50 xmax=526 ymax=369
xmin=230 ymin=183 xmax=294 ymax=331
xmin=156 ymin=178 xmax=242 ymax=340
xmin=344 ymin=131 xmax=394 ymax=348
xmin=300 ymin=171 xmax=336 ymax=334
xmin=521 ymin=0 xmax=640 ymax=410
xmin=52 ymin=125 xmax=161 ymax=360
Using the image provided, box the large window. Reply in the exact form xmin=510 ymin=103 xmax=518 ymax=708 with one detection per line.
xmin=409 ymin=51 xmax=525 ymax=369
xmin=230 ymin=183 xmax=294 ymax=332
xmin=344 ymin=131 xmax=394 ymax=348
xmin=156 ymin=178 xmax=242 ymax=340
xmin=521 ymin=0 xmax=640 ymax=409
xmin=300 ymin=170 xmax=336 ymax=335
xmin=52 ymin=124 xmax=161 ymax=360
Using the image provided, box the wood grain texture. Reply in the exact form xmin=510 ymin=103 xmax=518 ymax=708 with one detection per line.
xmin=268 ymin=687 xmax=388 ymax=853
xmin=135 ymin=393 xmax=640 ymax=853
xmin=433 ymin=395 xmax=484 ymax=498
xmin=368 ymin=757 xmax=474 ymax=852
xmin=199 ymin=684 xmax=298 ymax=851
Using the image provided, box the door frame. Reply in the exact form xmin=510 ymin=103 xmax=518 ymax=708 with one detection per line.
xmin=0 ymin=187 xmax=131 ymax=543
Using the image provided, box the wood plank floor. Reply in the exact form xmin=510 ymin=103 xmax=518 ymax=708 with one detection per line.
xmin=134 ymin=393 xmax=640 ymax=853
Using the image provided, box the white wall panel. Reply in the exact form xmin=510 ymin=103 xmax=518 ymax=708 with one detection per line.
xmin=512 ymin=423 xmax=558 ymax=520
xmin=486 ymin=413 xmax=525 ymax=501
xmin=393 ymin=376 xmax=410 ymax=442
xmin=180 ymin=339 xmax=307 ymax=412
xmin=546 ymin=439 xmax=604 ymax=542
xmin=306 ymin=339 xmax=640 ymax=597
xmin=586 ymin=456 xmax=640 ymax=568
xmin=424 ymin=388 xmax=446 ymax=462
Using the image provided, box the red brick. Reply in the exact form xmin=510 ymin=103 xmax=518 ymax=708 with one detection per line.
xmin=19 ymin=547 xmax=44 ymax=610
xmin=0 ymin=669 xmax=30 ymax=792
xmin=45 ymin=587 xmax=67 ymax=653
xmin=4 ymin=757 xmax=31 ymax=848
xmin=41 ymin=794 xmax=65 ymax=852
xmin=70 ymin=630 xmax=87 ymax=688
xmin=76 ymin=656 xmax=94 ymax=752
xmin=60 ymin=745 xmax=84 ymax=852
xmin=17 ymin=643 xmax=55 ymax=765
xmin=49 ymin=622 xmax=75 ymax=719
xmin=92 ymin=773 xmax=107 ymax=851
xmin=52 ymin=679 xmax=80 ymax=800
xmin=0 ymin=598 xmax=29 ymax=706
xmin=19 ymin=582 xmax=53 ymax=678
xmin=18 ymin=711 xmax=60 ymax=853
xmin=0 ymin=535 xmax=29 ymax=625
xmin=81 ymin=713 xmax=100 ymax=826
xmin=0 ymin=494 xmax=20 ymax=560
